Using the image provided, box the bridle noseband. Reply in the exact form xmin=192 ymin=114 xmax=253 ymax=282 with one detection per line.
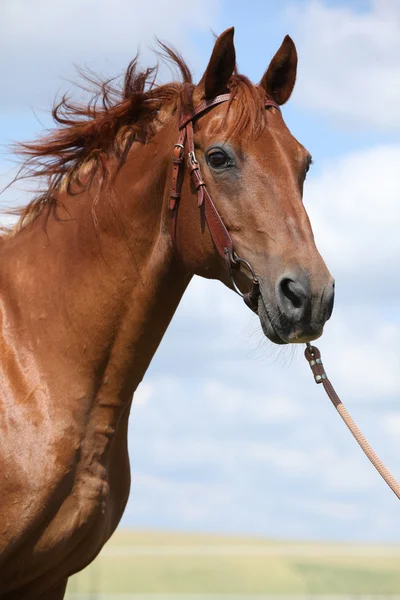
xmin=169 ymin=93 xmax=281 ymax=313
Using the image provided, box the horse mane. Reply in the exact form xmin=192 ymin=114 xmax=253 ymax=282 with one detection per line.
xmin=3 ymin=44 xmax=266 ymax=234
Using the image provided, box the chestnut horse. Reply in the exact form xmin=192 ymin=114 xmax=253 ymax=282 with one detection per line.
xmin=0 ymin=28 xmax=334 ymax=599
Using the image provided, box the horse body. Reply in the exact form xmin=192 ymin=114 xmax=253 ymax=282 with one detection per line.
xmin=0 ymin=29 xmax=334 ymax=598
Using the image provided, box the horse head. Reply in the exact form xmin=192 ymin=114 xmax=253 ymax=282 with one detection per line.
xmin=173 ymin=28 xmax=334 ymax=344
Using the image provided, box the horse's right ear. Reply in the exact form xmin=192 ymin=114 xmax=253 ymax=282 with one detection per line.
xmin=197 ymin=28 xmax=236 ymax=99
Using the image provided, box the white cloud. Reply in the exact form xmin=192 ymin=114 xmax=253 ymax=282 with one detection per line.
xmin=288 ymin=0 xmax=400 ymax=128
xmin=133 ymin=382 xmax=153 ymax=406
xmin=126 ymin=383 xmax=399 ymax=537
xmin=381 ymin=412 xmax=400 ymax=437
xmin=316 ymin=308 xmax=400 ymax=398
xmin=306 ymin=145 xmax=400 ymax=302
xmin=0 ymin=0 xmax=220 ymax=113
xmin=301 ymin=499 xmax=363 ymax=521
xmin=202 ymin=381 xmax=309 ymax=422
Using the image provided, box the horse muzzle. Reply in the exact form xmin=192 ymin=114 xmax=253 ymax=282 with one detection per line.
xmin=257 ymin=271 xmax=335 ymax=344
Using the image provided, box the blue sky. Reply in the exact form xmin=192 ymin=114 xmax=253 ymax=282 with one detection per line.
xmin=1 ymin=0 xmax=400 ymax=542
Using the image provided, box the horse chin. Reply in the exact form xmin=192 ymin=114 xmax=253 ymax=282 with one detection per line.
xmin=257 ymin=295 xmax=325 ymax=345
xmin=257 ymin=297 xmax=287 ymax=345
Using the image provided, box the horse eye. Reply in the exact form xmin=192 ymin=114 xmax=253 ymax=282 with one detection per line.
xmin=305 ymin=157 xmax=313 ymax=175
xmin=207 ymin=150 xmax=229 ymax=169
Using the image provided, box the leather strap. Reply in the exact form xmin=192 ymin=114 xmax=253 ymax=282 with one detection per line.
xmin=185 ymin=121 xmax=234 ymax=261
xmin=180 ymin=94 xmax=280 ymax=130
xmin=169 ymin=128 xmax=186 ymax=211
xmin=180 ymin=94 xmax=232 ymax=130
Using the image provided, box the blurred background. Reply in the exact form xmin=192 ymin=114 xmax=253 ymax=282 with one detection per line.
xmin=1 ymin=0 xmax=400 ymax=597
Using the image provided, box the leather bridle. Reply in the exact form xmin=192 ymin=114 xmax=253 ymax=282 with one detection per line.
xmin=169 ymin=92 xmax=281 ymax=313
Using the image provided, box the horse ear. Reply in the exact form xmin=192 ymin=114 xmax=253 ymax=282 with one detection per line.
xmin=198 ymin=27 xmax=236 ymax=99
xmin=260 ymin=35 xmax=297 ymax=105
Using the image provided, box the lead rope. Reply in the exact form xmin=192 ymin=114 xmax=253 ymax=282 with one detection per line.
xmin=305 ymin=343 xmax=400 ymax=500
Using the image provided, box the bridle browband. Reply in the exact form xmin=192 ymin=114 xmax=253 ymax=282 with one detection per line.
xmin=169 ymin=92 xmax=281 ymax=312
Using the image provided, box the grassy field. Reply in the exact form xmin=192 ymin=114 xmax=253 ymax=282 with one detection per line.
xmin=65 ymin=530 xmax=400 ymax=597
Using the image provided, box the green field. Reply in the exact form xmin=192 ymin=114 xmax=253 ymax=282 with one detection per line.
xmin=65 ymin=530 xmax=400 ymax=598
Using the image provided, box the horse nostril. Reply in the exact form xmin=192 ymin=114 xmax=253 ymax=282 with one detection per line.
xmin=280 ymin=278 xmax=304 ymax=310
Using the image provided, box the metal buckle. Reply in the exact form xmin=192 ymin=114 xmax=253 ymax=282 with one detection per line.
xmin=174 ymin=143 xmax=185 ymax=161
xmin=188 ymin=150 xmax=199 ymax=169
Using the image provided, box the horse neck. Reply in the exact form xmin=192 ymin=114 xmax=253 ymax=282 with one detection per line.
xmin=2 ymin=121 xmax=190 ymax=405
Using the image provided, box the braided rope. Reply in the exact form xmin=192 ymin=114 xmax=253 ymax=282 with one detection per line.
xmin=305 ymin=343 xmax=400 ymax=500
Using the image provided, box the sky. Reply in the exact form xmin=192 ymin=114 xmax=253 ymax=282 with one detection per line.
xmin=1 ymin=0 xmax=400 ymax=542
